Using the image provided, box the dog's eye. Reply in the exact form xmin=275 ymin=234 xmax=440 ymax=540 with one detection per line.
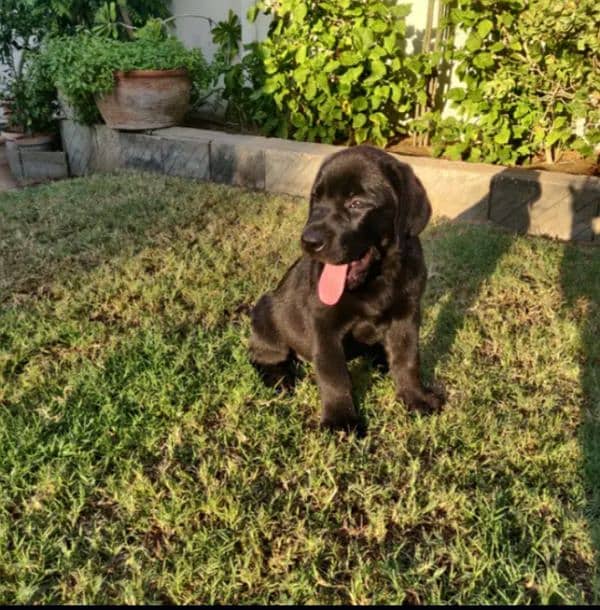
xmin=346 ymin=199 xmax=364 ymax=210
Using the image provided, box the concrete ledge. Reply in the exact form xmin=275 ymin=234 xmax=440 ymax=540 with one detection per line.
xmin=490 ymin=169 xmax=599 ymax=241
xmin=264 ymin=143 xmax=342 ymax=198
xmin=156 ymin=126 xmax=343 ymax=196
xmin=20 ymin=150 xmax=69 ymax=184
xmin=117 ymin=132 xmax=210 ymax=180
xmin=0 ymin=143 xmax=19 ymax=191
xmin=60 ymin=120 xmax=600 ymax=242
xmin=388 ymin=154 xmax=498 ymax=224
xmin=5 ymin=140 xmax=23 ymax=180
xmin=4 ymin=140 xmax=68 ymax=185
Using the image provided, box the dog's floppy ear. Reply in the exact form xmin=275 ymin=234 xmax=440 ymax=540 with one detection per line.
xmin=381 ymin=155 xmax=432 ymax=238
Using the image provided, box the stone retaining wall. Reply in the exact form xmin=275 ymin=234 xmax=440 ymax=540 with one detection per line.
xmin=60 ymin=120 xmax=599 ymax=242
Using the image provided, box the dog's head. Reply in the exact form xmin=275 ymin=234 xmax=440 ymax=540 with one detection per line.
xmin=301 ymin=145 xmax=431 ymax=300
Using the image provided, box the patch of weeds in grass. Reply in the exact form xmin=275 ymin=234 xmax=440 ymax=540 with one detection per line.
xmin=0 ymin=172 xmax=598 ymax=603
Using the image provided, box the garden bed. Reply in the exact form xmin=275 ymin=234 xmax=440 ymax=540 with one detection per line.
xmin=386 ymin=137 xmax=600 ymax=178
xmin=0 ymin=173 xmax=598 ymax=604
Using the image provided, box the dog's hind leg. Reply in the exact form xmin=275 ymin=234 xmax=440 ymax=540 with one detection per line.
xmin=249 ymin=295 xmax=296 ymax=390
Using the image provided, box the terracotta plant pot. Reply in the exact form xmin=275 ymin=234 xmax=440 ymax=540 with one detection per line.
xmin=96 ymin=69 xmax=191 ymax=130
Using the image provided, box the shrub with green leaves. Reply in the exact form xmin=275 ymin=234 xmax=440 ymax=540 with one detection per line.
xmin=43 ymin=32 xmax=210 ymax=124
xmin=5 ymin=52 xmax=58 ymax=134
xmin=248 ymin=0 xmax=424 ymax=146
xmin=0 ymin=1 xmax=171 ymax=76
xmin=0 ymin=1 xmax=172 ymax=132
xmin=206 ymin=10 xmax=278 ymax=132
xmin=432 ymin=0 xmax=600 ymax=164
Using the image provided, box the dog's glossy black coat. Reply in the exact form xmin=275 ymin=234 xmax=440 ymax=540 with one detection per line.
xmin=249 ymin=145 xmax=443 ymax=430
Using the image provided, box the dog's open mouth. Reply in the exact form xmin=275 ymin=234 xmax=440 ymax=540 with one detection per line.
xmin=318 ymin=247 xmax=376 ymax=306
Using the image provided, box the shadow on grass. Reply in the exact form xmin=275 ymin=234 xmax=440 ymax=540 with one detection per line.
xmin=0 ymin=172 xmax=267 ymax=305
xmin=420 ymin=171 xmax=599 ymax=600
xmin=560 ymin=183 xmax=600 ymax=599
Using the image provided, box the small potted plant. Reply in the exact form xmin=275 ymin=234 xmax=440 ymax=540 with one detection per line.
xmin=44 ymin=21 xmax=210 ymax=130
xmin=2 ymin=52 xmax=60 ymax=181
xmin=4 ymin=54 xmax=57 ymax=138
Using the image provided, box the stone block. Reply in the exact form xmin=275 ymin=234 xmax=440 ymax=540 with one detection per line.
xmin=93 ymin=124 xmax=121 ymax=172
xmin=163 ymin=137 xmax=210 ymax=180
xmin=490 ymin=169 xmax=600 ymax=241
xmin=390 ymin=154 xmax=496 ymax=223
xmin=118 ymin=133 xmax=165 ymax=173
xmin=118 ymin=132 xmax=210 ymax=180
xmin=60 ymin=120 xmax=94 ymax=175
xmin=4 ymin=140 xmax=23 ymax=180
xmin=210 ymin=138 xmax=265 ymax=189
xmin=263 ymin=140 xmax=342 ymax=198
xmin=20 ymin=150 xmax=68 ymax=183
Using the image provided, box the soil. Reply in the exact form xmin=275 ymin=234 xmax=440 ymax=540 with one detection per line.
xmin=182 ymin=115 xmax=261 ymax=137
xmin=387 ymin=136 xmax=600 ymax=177
xmin=527 ymin=149 xmax=600 ymax=177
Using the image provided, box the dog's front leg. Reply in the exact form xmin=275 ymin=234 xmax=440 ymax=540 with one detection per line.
xmin=384 ymin=315 xmax=444 ymax=413
xmin=313 ymin=338 xmax=359 ymax=431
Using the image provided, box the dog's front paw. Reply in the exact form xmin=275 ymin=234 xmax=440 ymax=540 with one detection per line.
xmin=320 ymin=400 xmax=361 ymax=433
xmin=398 ymin=387 xmax=445 ymax=414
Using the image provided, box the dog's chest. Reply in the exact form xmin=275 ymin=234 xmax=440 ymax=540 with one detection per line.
xmin=350 ymin=319 xmax=383 ymax=344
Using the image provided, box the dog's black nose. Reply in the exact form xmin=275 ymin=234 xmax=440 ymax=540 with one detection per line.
xmin=301 ymin=226 xmax=326 ymax=252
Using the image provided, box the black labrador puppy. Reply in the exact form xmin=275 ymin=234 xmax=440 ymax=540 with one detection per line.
xmin=249 ymin=145 xmax=443 ymax=430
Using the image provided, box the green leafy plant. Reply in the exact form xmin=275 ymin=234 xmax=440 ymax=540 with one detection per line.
xmin=0 ymin=0 xmax=58 ymax=134
xmin=43 ymin=33 xmax=209 ymax=124
xmin=4 ymin=52 xmax=58 ymax=134
xmin=92 ymin=1 xmax=171 ymax=39
xmin=0 ymin=0 xmax=171 ymax=130
xmin=0 ymin=0 xmax=46 ymax=84
xmin=431 ymin=0 xmax=600 ymax=164
xmin=205 ymin=10 xmax=278 ymax=131
xmin=92 ymin=1 xmax=122 ymax=39
xmin=211 ymin=9 xmax=242 ymax=64
xmin=248 ymin=0 xmax=424 ymax=145
xmin=0 ymin=0 xmax=170 ymax=52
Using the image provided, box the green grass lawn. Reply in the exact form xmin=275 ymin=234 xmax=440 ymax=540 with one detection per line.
xmin=0 ymin=172 xmax=598 ymax=604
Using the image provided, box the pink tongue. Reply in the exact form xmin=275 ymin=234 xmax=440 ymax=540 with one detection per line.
xmin=318 ymin=263 xmax=349 ymax=306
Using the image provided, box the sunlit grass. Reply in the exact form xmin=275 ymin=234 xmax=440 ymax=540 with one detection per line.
xmin=0 ymin=171 xmax=598 ymax=603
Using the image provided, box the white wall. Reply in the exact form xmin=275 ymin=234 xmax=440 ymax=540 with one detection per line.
xmin=169 ymin=1 xmax=234 ymax=61
xmin=170 ymin=1 xmax=437 ymax=61
xmin=0 ymin=46 xmax=23 ymax=124
xmin=169 ymin=0 xmax=269 ymax=61
xmin=0 ymin=59 xmax=14 ymax=124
